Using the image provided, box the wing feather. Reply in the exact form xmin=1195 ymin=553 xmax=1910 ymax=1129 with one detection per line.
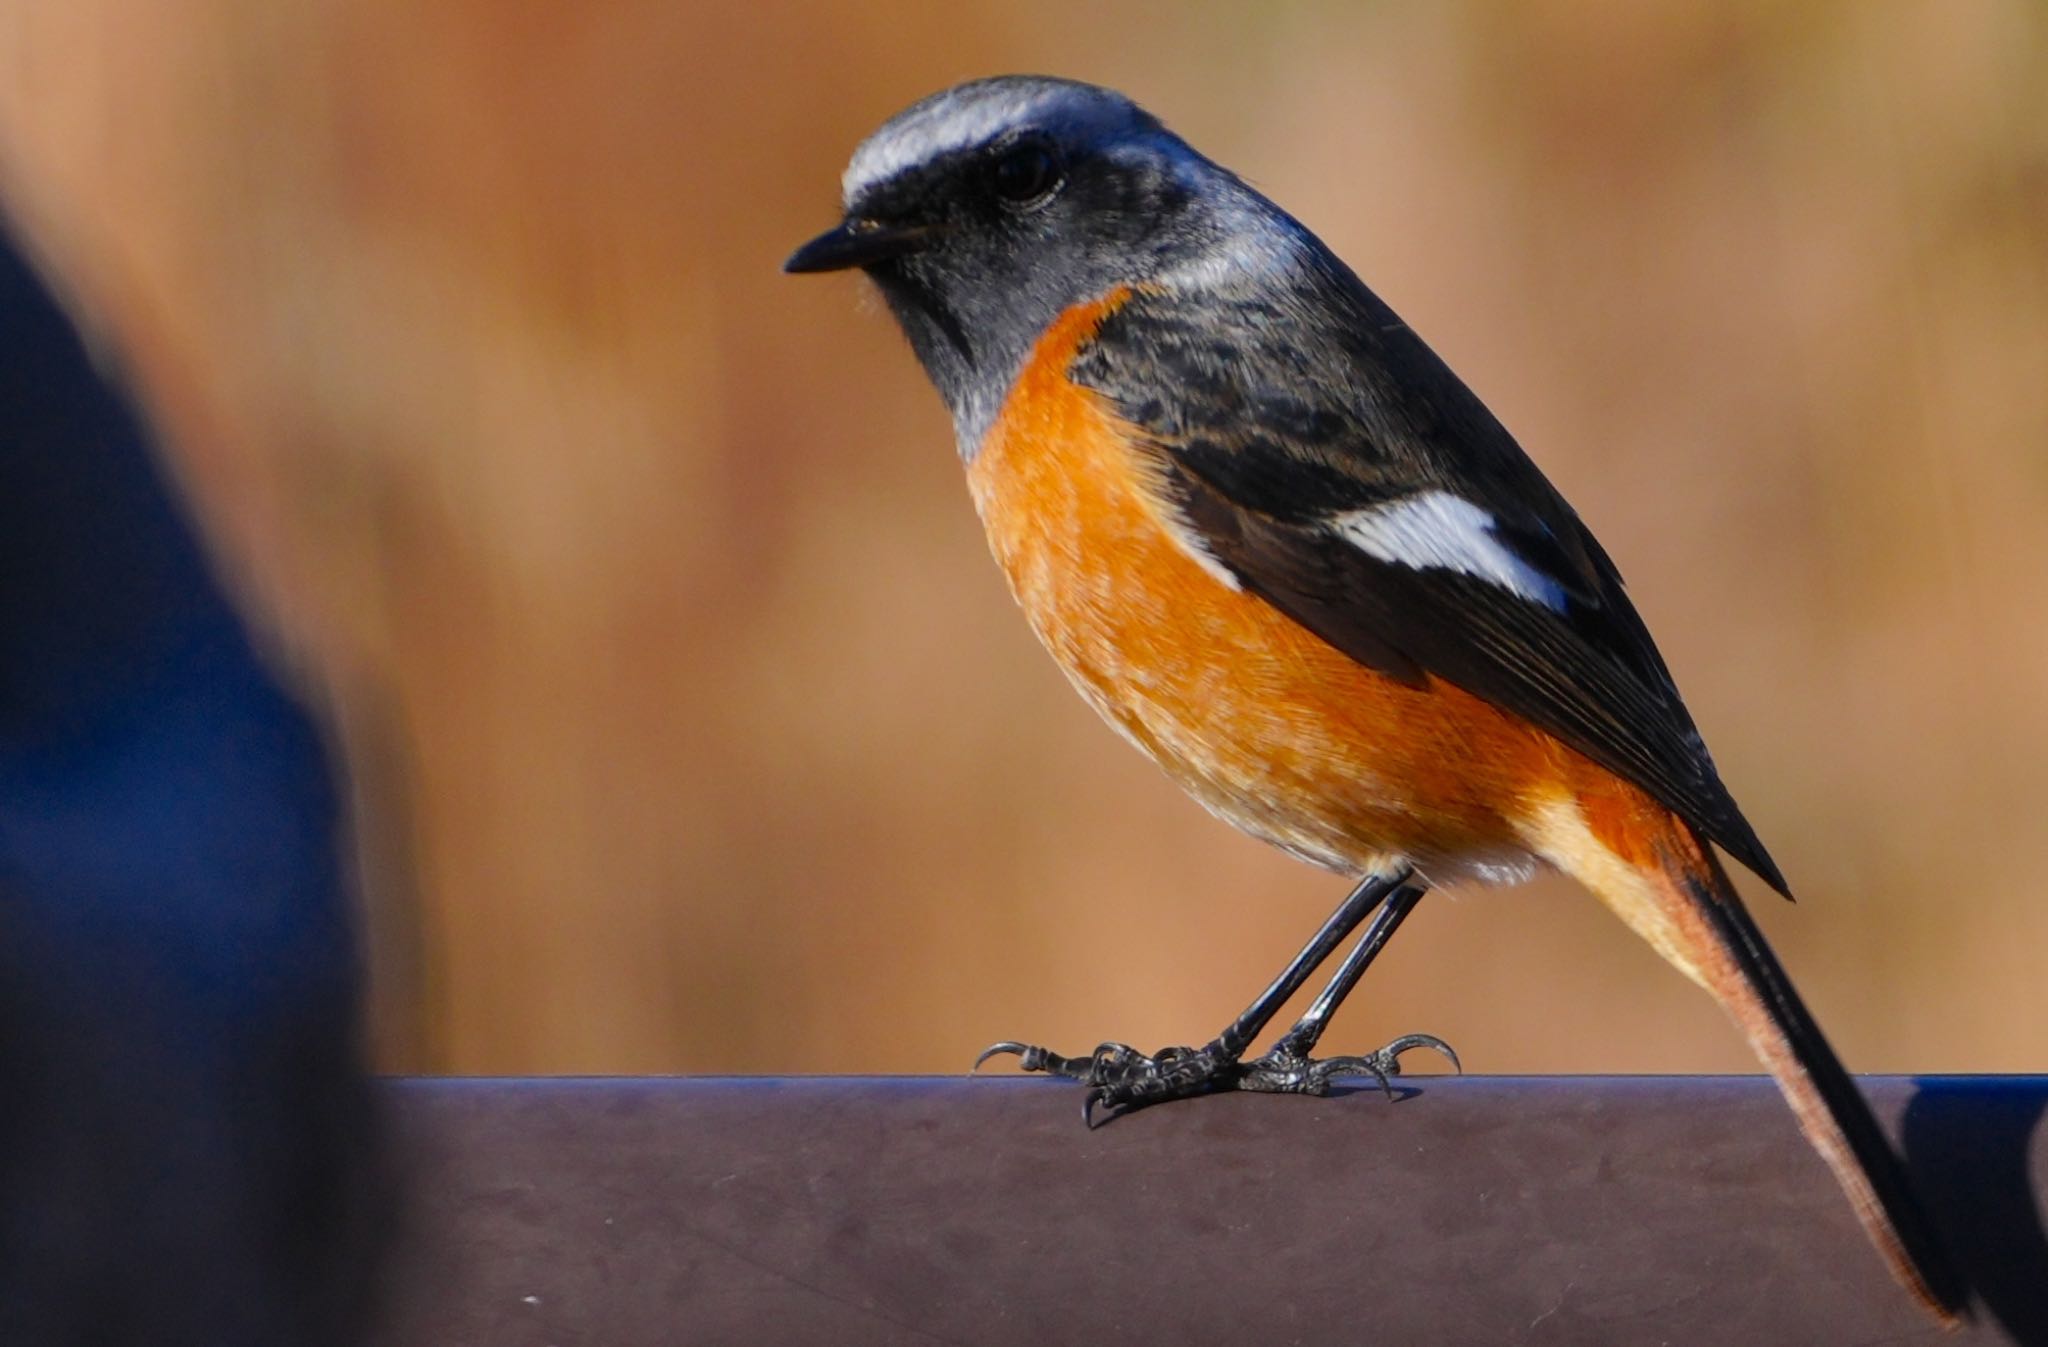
xmin=1073 ymin=280 xmax=1789 ymax=895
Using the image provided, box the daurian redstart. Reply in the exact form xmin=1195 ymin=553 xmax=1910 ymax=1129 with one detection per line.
xmin=787 ymin=76 xmax=1963 ymax=1323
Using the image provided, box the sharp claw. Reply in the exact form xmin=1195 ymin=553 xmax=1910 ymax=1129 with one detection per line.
xmin=1082 ymin=1087 xmax=1104 ymax=1129
xmin=972 ymin=1041 xmax=1028 ymax=1072
xmin=973 ymin=1041 xmax=1096 ymax=1076
xmin=1377 ymin=1032 xmax=1461 ymax=1075
xmin=1306 ymin=1054 xmax=1398 ymax=1099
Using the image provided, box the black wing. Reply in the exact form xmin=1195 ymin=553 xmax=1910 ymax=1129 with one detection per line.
xmin=1071 ymin=269 xmax=1789 ymax=896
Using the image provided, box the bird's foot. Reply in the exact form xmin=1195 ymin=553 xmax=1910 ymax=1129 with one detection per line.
xmin=973 ymin=1039 xmax=1235 ymax=1122
xmin=1235 ymin=1032 xmax=1460 ymax=1098
xmin=974 ymin=1031 xmax=1458 ymax=1122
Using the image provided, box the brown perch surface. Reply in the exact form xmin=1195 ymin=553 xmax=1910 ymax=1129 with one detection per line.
xmin=375 ymin=1075 xmax=2047 ymax=1346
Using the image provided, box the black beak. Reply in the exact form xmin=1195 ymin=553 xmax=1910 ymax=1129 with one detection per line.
xmin=783 ymin=220 xmax=936 ymax=274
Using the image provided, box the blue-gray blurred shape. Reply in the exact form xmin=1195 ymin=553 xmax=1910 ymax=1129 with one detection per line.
xmin=0 ymin=223 xmax=386 ymax=1345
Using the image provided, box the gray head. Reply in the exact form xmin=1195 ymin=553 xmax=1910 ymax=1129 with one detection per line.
xmin=786 ymin=76 xmax=1303 ymax=456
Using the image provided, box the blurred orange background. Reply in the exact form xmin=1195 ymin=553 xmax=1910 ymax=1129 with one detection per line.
xmin=0 ymin=1 xmax=2041 ymax=1077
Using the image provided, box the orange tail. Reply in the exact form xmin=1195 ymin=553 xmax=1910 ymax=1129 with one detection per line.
xmin=1522 ymin=790 xmax=1967 ymax=1325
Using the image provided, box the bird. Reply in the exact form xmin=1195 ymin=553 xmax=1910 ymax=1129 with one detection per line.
xmin=785 ymin=75 xmax=1963 ymax=1323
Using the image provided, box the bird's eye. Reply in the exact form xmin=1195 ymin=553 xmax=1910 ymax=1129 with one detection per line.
xmin=989 ymin=139 xmax=1062 ymax=208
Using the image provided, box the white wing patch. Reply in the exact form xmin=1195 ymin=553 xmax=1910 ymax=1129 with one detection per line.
xmin=1333 ymin=490 xmax=1568 ymax=611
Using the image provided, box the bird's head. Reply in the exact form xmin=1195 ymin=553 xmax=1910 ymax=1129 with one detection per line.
xmin=786 ymin=76 xmax=1298 ymax=455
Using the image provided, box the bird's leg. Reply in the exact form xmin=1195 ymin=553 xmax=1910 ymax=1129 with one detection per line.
xmin=1236 ymin=880 xmax=1457 ymax=1096
xmin=976 ymin=867 xmax=1450 ymax=1120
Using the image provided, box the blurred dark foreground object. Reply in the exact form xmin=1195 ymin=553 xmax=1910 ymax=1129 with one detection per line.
xmin=0 ymin=225 xmax=388 ymax=1342
xmin=379 ymin=1075 xmax=2048 ymax=1347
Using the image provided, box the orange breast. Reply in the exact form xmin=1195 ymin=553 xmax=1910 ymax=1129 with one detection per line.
xmin=964 ymin=290 xmax=1591 ymax=880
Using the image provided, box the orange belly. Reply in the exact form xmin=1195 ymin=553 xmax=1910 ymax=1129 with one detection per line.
xmin=965 ymin=291 xmax=1597 ymax=881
